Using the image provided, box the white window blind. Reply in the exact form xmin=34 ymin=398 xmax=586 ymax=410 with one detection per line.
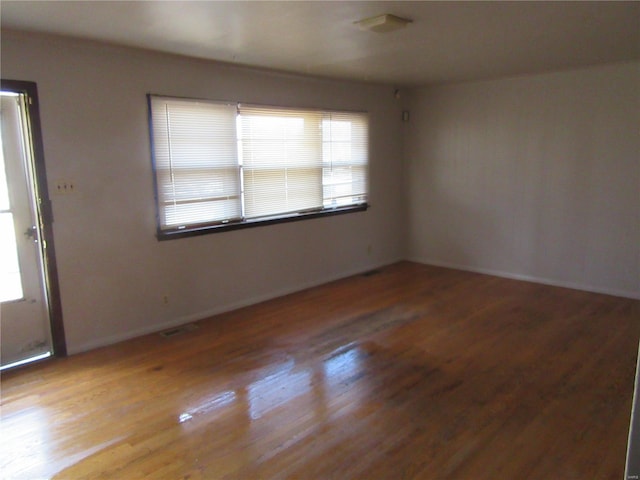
xmin=148 ymin=95 xmax=368 ymax=237
xmin=150 ymin=96 xmax=241 ymax=229
xmin=239 ymin=105 xmax=324 ymax=219
xmin=322 ymin=112 xmax=368 ymax=208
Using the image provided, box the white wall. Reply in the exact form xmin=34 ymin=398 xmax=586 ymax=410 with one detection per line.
xmin=1 ymin=31 xmax=405 ymax=353
xmin=406 ymin=62 xmax=640 ymax=298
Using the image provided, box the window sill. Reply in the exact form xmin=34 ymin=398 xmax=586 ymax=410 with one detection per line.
xmin=156 ymin=203 xmax=369 ymax=241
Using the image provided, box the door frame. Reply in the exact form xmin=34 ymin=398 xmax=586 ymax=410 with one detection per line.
xmin=2 ymin=79 xmax=66 ymax=358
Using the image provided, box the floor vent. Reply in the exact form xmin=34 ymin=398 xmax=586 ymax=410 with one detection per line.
xmin=159 ymin=323 xmax=198 ymax=338
xmin=362 ymin=269 xmax=381 ymax=277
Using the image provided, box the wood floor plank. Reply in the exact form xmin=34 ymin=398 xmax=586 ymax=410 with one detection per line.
xmin=1 ymin=262 xmax=638 ymax=479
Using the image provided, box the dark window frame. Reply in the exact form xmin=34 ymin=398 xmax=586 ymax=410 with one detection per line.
xmin=156 ymin=203 xmax=368 ymax=240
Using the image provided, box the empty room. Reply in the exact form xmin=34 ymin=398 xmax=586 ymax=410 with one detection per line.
xmin=1 ymin=1 xmax=639 ymax=479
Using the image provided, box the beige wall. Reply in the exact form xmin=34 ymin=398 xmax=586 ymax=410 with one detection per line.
xmin=405 ymin=62 xmax=640 ymax=298
xmin=3 ymin=30 xmax=638 ymax=354
xmin=1 ymin=31 xmax=406 ymax=353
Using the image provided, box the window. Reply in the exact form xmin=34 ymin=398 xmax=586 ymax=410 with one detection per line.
xmin=148 ymin=96 xmax=368 ymax=239
xmin=150 ymin=98 xmax=241 ymax=229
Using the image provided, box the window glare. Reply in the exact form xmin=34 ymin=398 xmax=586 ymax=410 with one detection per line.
xmin=242 ymin=116 xmax=305 ymax=139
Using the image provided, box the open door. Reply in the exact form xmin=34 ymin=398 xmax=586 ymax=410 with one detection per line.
xmin=0 ymin=80 xmax=65 ymax=369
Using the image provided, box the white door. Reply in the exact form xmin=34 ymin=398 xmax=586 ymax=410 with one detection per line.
xmin=0 ymin=92 xmax=52 ymax=368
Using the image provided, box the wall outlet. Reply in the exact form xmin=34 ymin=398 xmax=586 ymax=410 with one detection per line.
xmin=54 ymin=180 xmax=75 ymax=194
xmin=162 ymin=295 xmax=169 ymax=305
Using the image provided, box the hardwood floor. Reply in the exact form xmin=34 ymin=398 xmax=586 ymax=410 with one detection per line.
xmin=1 ymin=262 xmax=639 ymax=479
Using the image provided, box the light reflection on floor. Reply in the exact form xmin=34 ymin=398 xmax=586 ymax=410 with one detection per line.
xmin=1 ymin=400 xmax=129 ymax=479
xmin=324 ymin=347 xmax=361 ymax=386
xmin=0 ymin=407 xmax=51 ymax=478
xmin=248 ymin=365 xmax=311 ymax=420
xmin=1 ymin=343 xmax=369 ymax=478
xmin=177 ymin=343 xmax=365 ymax=428
xmin=179 ymin=390 xmax=237 ymax=424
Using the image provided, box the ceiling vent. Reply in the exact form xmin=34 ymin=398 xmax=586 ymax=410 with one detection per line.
xmin=355 ymin=14 xmax=412 ymax=33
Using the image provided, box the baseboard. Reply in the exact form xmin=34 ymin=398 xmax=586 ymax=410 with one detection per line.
xmin=68 ymin=255 xmax=635 ymax=355
xmin=407 ymin=257 xmax=640 ymax=300
xmin=67 ymin=257 xmax=403 ymax=355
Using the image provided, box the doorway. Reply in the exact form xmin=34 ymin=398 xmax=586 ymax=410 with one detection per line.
xmin=1 ymin=80 xmax=65 ymax=369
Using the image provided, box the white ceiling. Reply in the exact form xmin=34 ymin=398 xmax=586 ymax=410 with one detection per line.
xmin=2 ymin=1 xmax=639 ymax=87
